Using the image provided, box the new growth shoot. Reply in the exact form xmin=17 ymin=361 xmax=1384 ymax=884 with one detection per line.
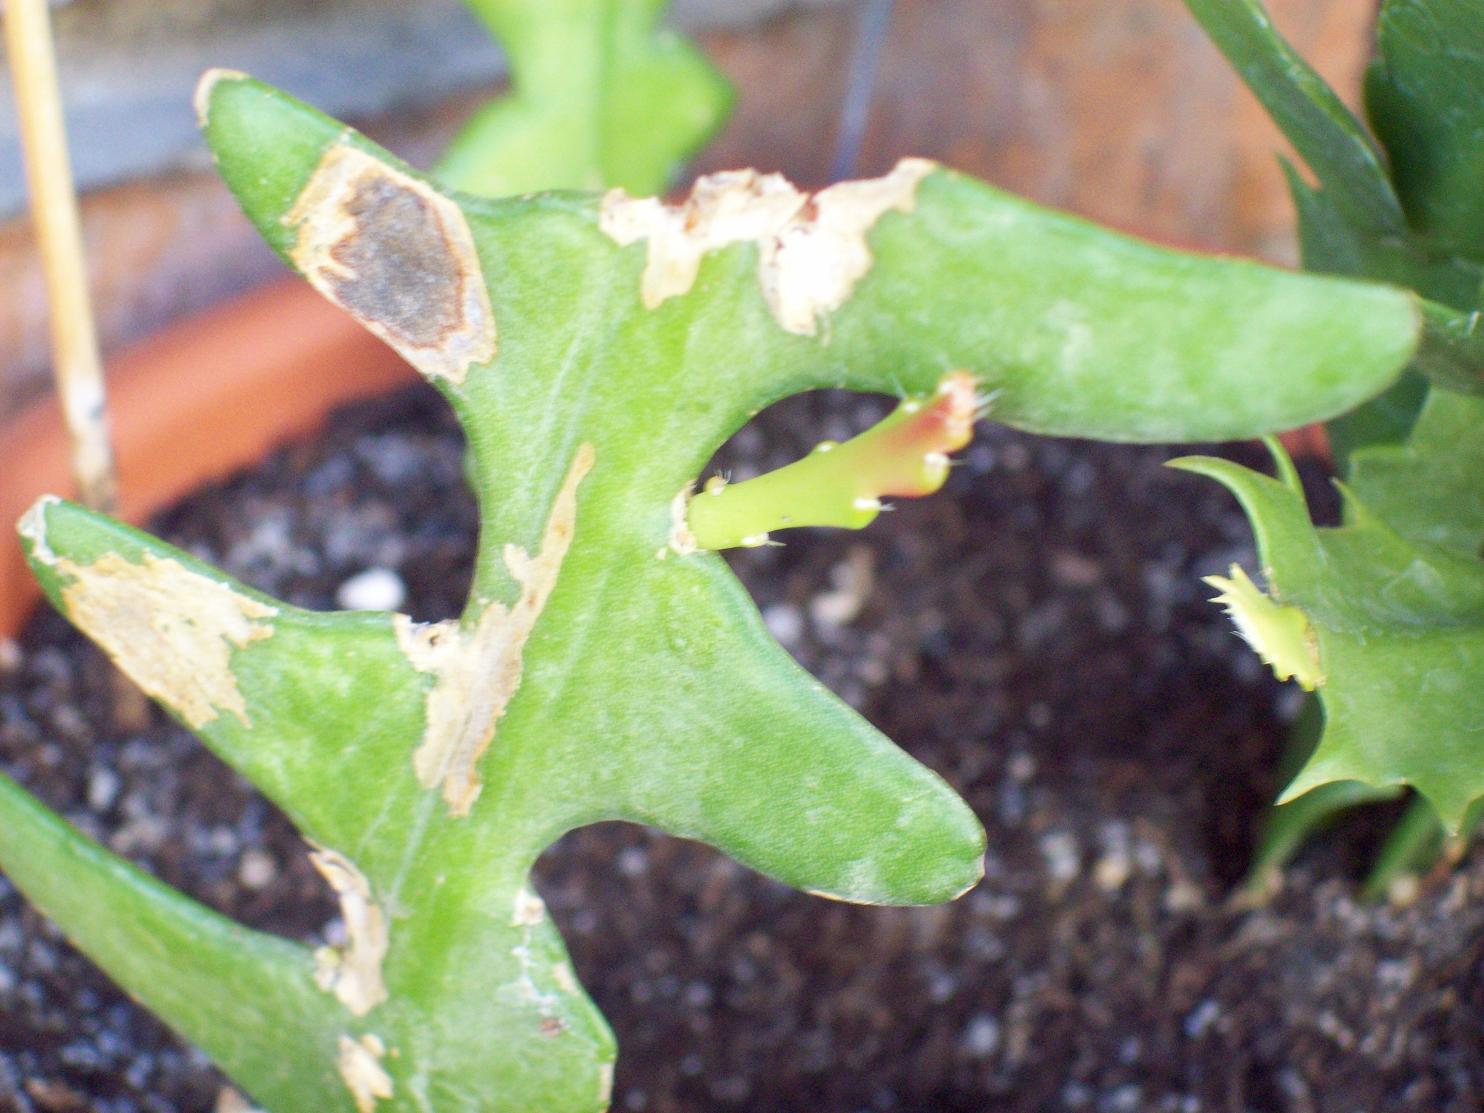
xmin=689 ymin=371 xmax=981 ymax=550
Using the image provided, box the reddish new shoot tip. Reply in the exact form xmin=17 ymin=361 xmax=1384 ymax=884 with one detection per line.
xmin=687 ymin=371 xmax=981 ymax=551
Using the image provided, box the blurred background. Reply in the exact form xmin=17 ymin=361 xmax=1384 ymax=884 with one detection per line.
xmin=0 ymin=0 xmax=1371 ymax=425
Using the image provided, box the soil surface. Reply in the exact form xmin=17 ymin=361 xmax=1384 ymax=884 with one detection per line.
xmin=2 ymin=384 xmax=1482 ymax=1113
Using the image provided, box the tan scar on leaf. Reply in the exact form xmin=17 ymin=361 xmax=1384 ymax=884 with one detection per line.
xmin=663 ymin=484 xmax=698 ymax=558
xmin=397 ymin=443 xmax=596 ymax=816
xmin=284 ymin=142 xmax=496 ymax=384
xmin=311 ymin=847 xmax=389 ymax=1017
xmin=337 ymin=1033 xmax=393 ymax=1113
xmin=212 ymin=1088 xmax=265 ymax=1113
xmin=17 ymin=495 xmax=59 ymax=565
xmin=599 ymin=157 xmax=936 ymax=336
xmin=192 ymin=67 xmax=247 ymax=129
xmin=46 ymin=543 xmax=275 ymax=730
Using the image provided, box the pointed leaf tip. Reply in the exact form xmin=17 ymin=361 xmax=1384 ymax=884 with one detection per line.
xmin=193 ymin=67 xmax=249 ymax=129
xmin=198 ymin=72 xmax=362 ymax=263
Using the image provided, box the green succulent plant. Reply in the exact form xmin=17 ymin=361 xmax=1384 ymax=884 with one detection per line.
xmin=1179 ymin=0 xmax=1484 ymax=898
xmin=433 ymin=0 xmax=731 ymax=196
xmin=0 ymin=1 xmax=1474 ymax=1109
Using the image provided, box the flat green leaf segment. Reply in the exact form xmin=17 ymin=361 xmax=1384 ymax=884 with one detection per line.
xmin=0 ymin=772 xmax=352 ymax=1109
xmin=1174 ymin=426 xmax=1484 ymax=832
xmin=0 ymin=69 xmax=1436 ymax=1111
xmin=1184 ymin=0 xmax=1484 ymax=402
xmin=434 ymin=0 xmax=731 ymax=196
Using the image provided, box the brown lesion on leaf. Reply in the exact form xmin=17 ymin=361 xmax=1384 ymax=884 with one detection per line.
xmin=336 ymin=1033 xmax=393 ymax=1113
xmin=284 ymin=142 xmax=496 ymax=385
xmin=599 ymin=158 xmax=937 ymax=336
xmin=396 ymin=444 xmax=596 ymax=816
xmin=310 ymin=847 xmax=390 ymax=1017
xmin=23 ymin=498 xmax=276 ymax=729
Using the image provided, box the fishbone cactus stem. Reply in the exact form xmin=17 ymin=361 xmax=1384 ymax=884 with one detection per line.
xmin=0 ymin=49 xmax=1449 ymax=1113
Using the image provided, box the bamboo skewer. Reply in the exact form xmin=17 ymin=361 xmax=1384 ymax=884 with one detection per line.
xmin=5 ymin=0 xmax=149 ymax=727
xmin=4 ymin=0 xmax=117 ymax=512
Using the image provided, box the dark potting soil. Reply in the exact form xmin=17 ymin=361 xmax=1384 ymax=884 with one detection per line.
xmin=2 ymin=382 xmax=1482 ymax=1113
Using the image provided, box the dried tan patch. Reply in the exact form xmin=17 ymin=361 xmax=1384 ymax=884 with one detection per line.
xmin=284 ymin=143 xmax=496 ymax=384
xmin=54 ymin=550 xmax=275 ymax=729
xmin=193 ymin=67 xmax=248 ymax=129
xmin=310 ymin=848 xmax=389 ymax=1017
xmin=213 ymin=1088 xmax=264 ymax=1113
xmin=600 ymin=171 xmax=804 ymax=307
xmin=551 ymin=961 xmax=580 ymax=996
xmin=599 ymin=158 xmax=936 ymax=335
xmin=764 ymin=159 xmax=937 ymax=334
xmin=398 ymin=444 xmax=595 ymax=816
xmin=17 ymin=495 xmax=60 ymax=565
xmin=665 ymin=484 xmax=698 ymax=558
xmin=337 ymin=1034 xmax=393 ymax=1113
xmin=598 ymin=1063 xmax=615 ymax=1108
xmin=511 ymin=886 xmax=547 ymax=927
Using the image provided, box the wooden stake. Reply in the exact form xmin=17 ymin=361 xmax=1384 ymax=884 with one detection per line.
xmin=4 ymin=0 xmax=117 ymax=512
xmin=6 ymin=0 xmax=149 ymax=728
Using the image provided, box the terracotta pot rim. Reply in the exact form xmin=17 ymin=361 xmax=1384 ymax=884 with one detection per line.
xmin=0 ymin=278 xmax=416 ymax=639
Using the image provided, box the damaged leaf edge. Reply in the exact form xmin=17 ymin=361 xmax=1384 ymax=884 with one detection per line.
xmin=20 ymin=497 xmax=278 ymax=730
xmin=310 ymin=846 xmax=390 ymax=1018
xmin=599 ymin=158 xmax=937 ymax=336
xmin=395 ymin=443 xmax=596 ymax=816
